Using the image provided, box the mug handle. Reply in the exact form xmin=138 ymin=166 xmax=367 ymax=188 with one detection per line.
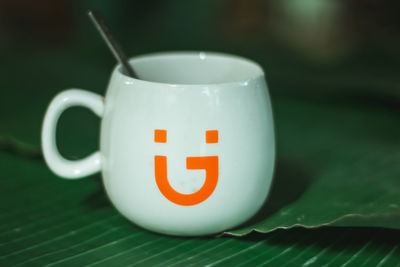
xmin=41 ymin=89 xmax=104 ymax=179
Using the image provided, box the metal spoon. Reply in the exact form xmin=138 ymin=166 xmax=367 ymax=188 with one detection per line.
xmin=88 ymin=10 xmax=138 ymax=78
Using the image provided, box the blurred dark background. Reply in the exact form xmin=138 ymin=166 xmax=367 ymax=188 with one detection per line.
xmin=1 ymin=0 xmax=400 ymax=156
xmin=2 ymin=3 xmax=400 ymax=264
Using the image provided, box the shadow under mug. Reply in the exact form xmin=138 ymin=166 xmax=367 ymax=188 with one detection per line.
xmin=41 ymin=51 xmax=275 ymax=236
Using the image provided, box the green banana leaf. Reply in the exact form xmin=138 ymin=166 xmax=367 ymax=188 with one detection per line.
xmin=2 ymin=94 xmax=400 ymax=235
xmin=3 ymin=92 xmax=400 ymax=229
xmin=1 ymin=150 xmax=400 ymax=266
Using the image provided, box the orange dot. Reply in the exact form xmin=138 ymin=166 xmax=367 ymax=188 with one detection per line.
xmin=206 ymin=130 xmax=218 ymax=143
xmin=155 ymin=129 xmax=167 ymax=143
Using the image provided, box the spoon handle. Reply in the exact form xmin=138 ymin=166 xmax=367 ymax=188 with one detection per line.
xmin=88 ymin=10 xmax=138 ymax=78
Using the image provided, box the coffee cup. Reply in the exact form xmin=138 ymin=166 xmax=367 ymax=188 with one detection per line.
xmin=41 ymin=52 xmax=275 ymax=236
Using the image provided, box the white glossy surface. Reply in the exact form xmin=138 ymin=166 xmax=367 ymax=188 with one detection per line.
xmin=42 ymin=52 xmax=275 ymax=236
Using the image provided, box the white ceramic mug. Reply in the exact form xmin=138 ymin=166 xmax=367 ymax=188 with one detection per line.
xmin=42 ymin=52 xmax=275 ymax=236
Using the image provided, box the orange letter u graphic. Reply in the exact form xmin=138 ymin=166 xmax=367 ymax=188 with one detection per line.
xmin=154 ymin=130 xmax=219 ymax=206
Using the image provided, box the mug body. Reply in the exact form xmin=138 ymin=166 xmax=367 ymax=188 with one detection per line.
xmin=100 ymin=52 xmax=275 ymax=236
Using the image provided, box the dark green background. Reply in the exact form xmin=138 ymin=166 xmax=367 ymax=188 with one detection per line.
xmin=1 ymin=0 xmax=400 ymax=265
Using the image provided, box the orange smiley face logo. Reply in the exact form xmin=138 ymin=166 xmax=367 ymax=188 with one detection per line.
xmin=154 ymin=129 xmax=219 ymax=206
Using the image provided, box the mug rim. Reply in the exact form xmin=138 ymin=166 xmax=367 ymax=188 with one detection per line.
xmin=115 ymin=51 xmax=265 ymax=87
